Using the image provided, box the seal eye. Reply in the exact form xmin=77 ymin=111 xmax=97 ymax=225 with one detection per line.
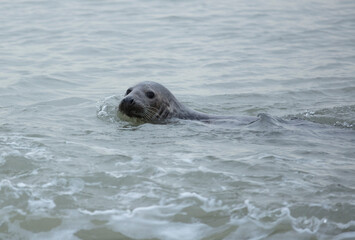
xmin=146 ymin=91 xmax=155 ymax=99
xmin=125 ymin=89 xmax=132 ymax=95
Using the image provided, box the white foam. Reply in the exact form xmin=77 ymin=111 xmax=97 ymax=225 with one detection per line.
xmin=96 ymin=95 xmax=121 ymax=123
xmin=90 ymin=145 xmax=126 ymax=155
xmin=334 ymin=220 xmax=355 ymax=230
xmin=334 ymin=120 xmax=353 ymax=128
xmin=29 ymin=229 xmax=79 ymax=240
xmin=179 ymin=191 xmax=226 ymax=213
xmin=110 ymin=208 xmax=212 ymax=240
xmin=78 ymin=202 xmax=215 ymax=240
xmin=17 ymin=182 xmax=27 ymax=188
xmin=1 ymin=135 xmax=54 ymax=163
xmin=79 ymin=208 xmax=122 ymax=216
xmin=28 ymin=198 xmax=56 ymax=212
xmin=64 ymin=141 xmax=127 ymax=156
xmin=293 ymin=216 xmax=323 ymax=234
xmin=41 ymin=177 xmax=84 ymax=196
xmin=0 ymin=179 xmax=13 ymax=189
xmin=25 ymin=147 xmax=54 ymax=161
xmin=333 ymin=231 xmax=355 ymax=240
xmin=0 ymin=179 xmax=21 ymax=199
xmin=179 ymin=192 xmax=208 ymax=202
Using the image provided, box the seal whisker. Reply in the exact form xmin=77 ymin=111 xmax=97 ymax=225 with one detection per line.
xmin=144 ymin=106 xmax=160 ymax=120
xmin=143 ymin=107 xmax=156 ymax=121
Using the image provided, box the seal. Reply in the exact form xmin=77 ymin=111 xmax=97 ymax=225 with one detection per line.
xmin=118 ymin=81 xmax=258 ymax=123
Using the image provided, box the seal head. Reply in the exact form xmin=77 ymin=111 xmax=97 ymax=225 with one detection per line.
xmin=119 ymin=81 xmax=182 ymax=122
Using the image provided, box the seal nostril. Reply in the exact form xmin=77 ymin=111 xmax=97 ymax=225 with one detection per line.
xmin=123 ymin=96 xmax=135 ymax=105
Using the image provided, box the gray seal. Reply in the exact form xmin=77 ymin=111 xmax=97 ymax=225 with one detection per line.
xmin=118 ymin=81 xmax=258 ymax=123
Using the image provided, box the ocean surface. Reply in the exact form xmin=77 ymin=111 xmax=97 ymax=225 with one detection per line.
xmin=1 ymin=0 xmax=355 ymax=239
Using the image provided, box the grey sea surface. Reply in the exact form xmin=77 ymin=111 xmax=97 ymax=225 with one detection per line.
xmin=1 ymin=0 xmax=355 ymax=239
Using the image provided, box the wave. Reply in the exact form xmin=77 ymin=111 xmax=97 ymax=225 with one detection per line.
xmin=286 ymin=105 xmax=355 ymax=130
xmin=96 ymin=95 xmax=121 ymax=123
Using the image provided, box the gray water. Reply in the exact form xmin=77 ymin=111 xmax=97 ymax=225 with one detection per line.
xmin=1 ymin=0 xmax=355 ymax=239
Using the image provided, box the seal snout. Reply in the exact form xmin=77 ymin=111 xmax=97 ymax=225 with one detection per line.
xmin=119 ymin=96 xmax=135 ymax=113
xmin=122 ymin=96 xmax=135 ymax=105
xmin=119 ymin=96 xmax=141 ymax=118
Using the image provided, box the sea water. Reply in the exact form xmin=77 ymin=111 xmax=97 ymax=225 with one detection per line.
xmin=1 ymin=0 xmax=355 ymax=239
